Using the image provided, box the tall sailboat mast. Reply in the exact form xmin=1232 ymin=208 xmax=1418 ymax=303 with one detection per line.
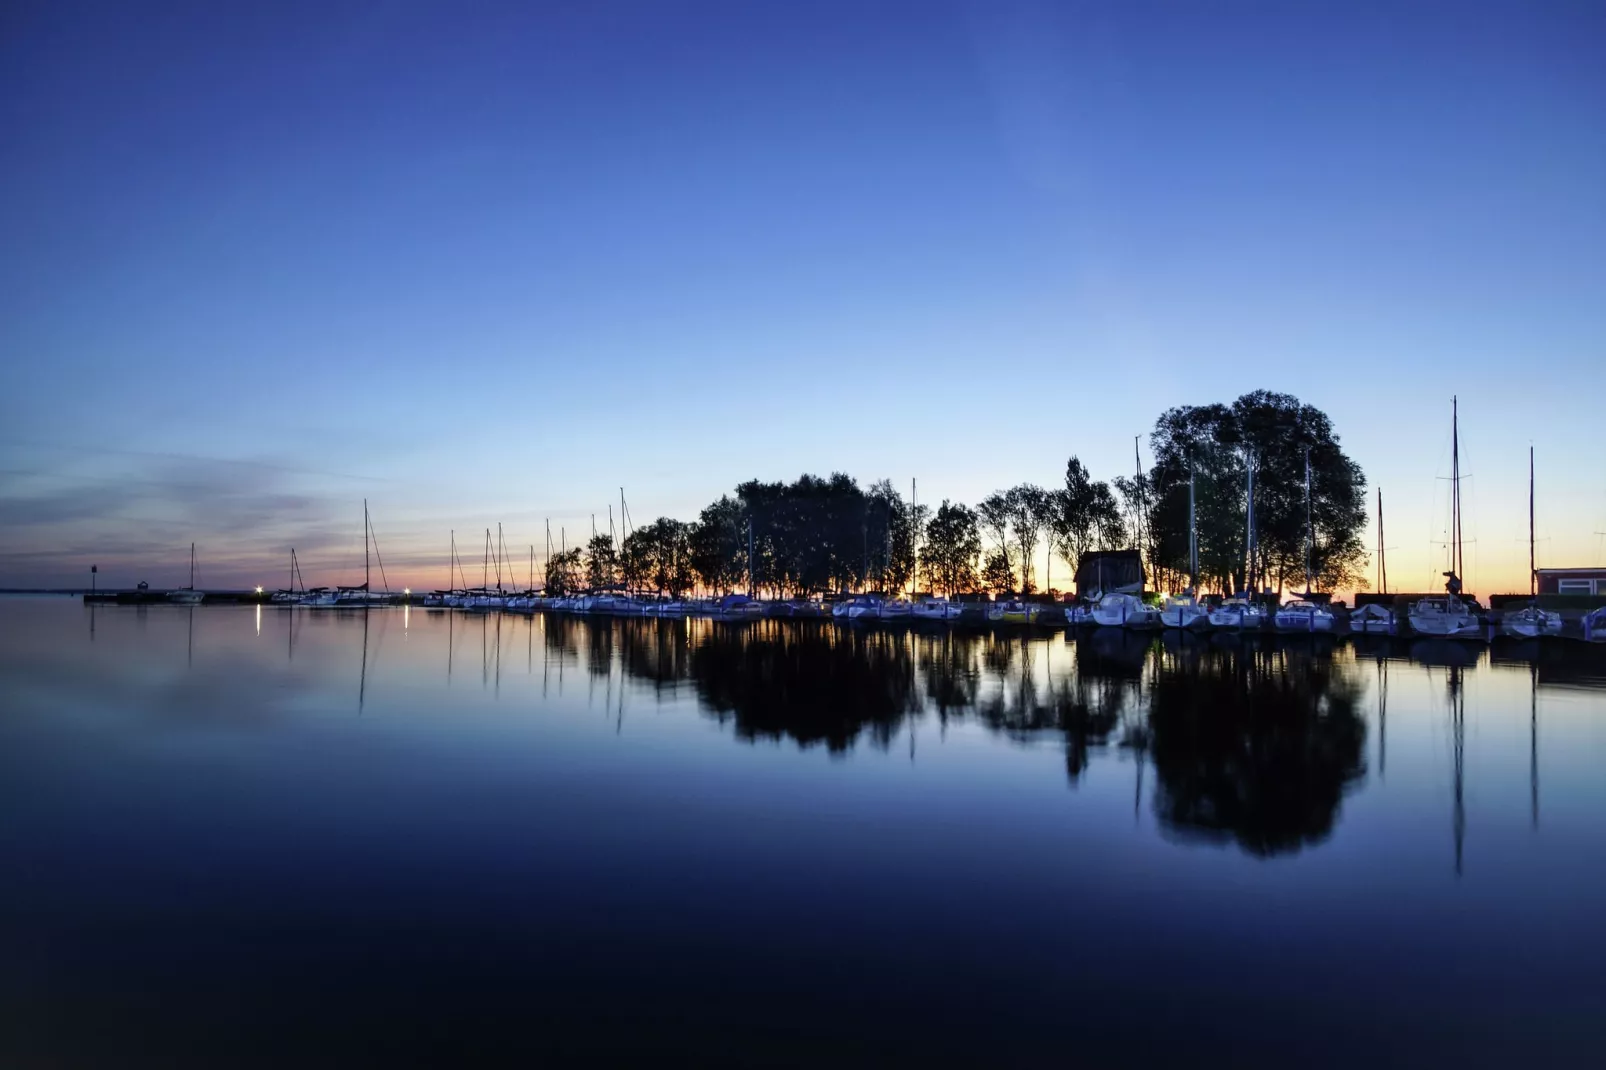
xmin=911 ymin=478 xmax=918 ymax=596
xmin=1529 ymin=444 xmax=1536 ymax=599
xmin=1245 ymin=453 xmax=1256 ymax=595
xmin=1377 ymin=490 xmax=1388 ymax=595
xmin=1187 ymin=454 xmax=1198 ymax=593
xmin=190 ymin=542 xmax=195 ymax=589
xmin=1134 ymin=436 xmax=1147 ymax=589
xmin=1304 ymin=447 xmax=1314 ymax=594
xmin=1451 ymin=397 xmax=1462 ymax=582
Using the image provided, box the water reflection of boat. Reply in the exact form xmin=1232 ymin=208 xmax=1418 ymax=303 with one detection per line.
xmin=1409 ymin=639 xmax=1482 ymax=669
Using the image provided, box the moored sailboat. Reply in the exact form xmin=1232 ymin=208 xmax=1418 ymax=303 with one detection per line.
xmin=1161 ymin=457 xmax=1210 ymax=630
xmin=1502 ymin=446 xmax=1562 ymax=639
xmin=1409 ymin=399 xmax=1483 ymax=639
xmin=166 ymin=543 xmax=204 ymax=604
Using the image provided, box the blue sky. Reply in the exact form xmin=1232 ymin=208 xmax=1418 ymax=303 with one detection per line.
xmin=2 ymin=1 xmax=1602 ymax=592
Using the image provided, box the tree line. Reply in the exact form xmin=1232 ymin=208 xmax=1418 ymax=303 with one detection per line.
xmin=542 ymin=391 xmax=1367 ymax=598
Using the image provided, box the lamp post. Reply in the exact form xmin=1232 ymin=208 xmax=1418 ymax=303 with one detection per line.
xmin=91 ymin=564 xmax=97 ymax=595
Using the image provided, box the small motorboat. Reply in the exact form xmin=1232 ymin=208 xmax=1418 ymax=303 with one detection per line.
xmin=714 ymin=594 xmax=765 ymax=620
xmin=987 ymin=600 xmax=1041 ymax=625
xmin=832 ymin=595 xmax=884 ymax=621
xmin=878 ymin=599 xmax=914 ymax=621
xmin=1500 ymin=604 xmax=1562 ymax=639
xmin=1207 ymin=598 xmax=1266 ymax=630
xmin=912 ymin=597 xmax=962 ymax=621
xmin=1273 ymin=600 xmax=1336 ymax=633
xmin=1091 ymin=592 xmax=1161 ymax=630
xmin=1349 ymin=603 xmax=1394 ymax=634
xmin=1160 ymin=594 xmax=1210 ymax=630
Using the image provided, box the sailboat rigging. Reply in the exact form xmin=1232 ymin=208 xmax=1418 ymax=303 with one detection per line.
xmin=1273 ymin=447 xmax=1335 ymax=632
xmin=1501 ymin=444 xmax=1562 ymax=637
xmin=166 ymin=543 xmax=204 ymax=604
xmin=1409 ymin=399 xmax=1483 ymax=638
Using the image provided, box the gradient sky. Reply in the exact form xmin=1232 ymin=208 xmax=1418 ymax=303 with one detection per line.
xmin=2 ymin=0 xmax=1603 ymax=594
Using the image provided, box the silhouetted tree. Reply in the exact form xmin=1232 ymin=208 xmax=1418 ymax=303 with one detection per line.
xmin=585 ymin=532 xmax=618 ymax=590
xmin=1048 ymin=456 xmax=1126 ymax=583
xmin=691 ymin=496 xmax=747 ymax=594
xmin=920 ymin=501 xmax=981 ymax=595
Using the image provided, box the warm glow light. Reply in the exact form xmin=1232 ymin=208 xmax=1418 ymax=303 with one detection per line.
xmin=255 ymin=585 xmax=263 ymax=594
xmin=404 ymin=588 xmax=411 ymax=594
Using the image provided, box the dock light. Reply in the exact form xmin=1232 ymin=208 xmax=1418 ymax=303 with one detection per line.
xmin=255 ymin=585 xmax=263 ymax=594
xmin=404 ymin=587 xmax=411 ymax=595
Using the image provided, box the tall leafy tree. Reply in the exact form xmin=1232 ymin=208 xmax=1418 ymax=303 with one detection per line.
xmin=981 ymin=549 xmax=1014 ymax=595
xmin=920 ymin=501 xmax=981 ymax=595
xmin=1005 ymin=484 xmax=1052 ymax=594
xmin=1048 ymin=457 xmax=1125 ymax=581
xmin=1144 ymin=392 xmax=1368 ymax=594
xmin=544 ymin=548 xmax=584 ymax=594
xmin=976 ymin=492 xmax=1014 ymax=589
xmin=690 ymin=496 xmax=747 ymax=594
xmin=585 ymin=532 xmax=618 ymax=590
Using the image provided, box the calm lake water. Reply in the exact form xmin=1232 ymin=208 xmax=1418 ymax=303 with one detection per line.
xmin=3 ymin=596 xmax=1605 ymax=1067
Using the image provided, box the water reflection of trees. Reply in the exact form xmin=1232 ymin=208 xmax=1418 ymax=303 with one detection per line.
xmin=1148 ymin=641 xmax=1367 ymax=856
xmin=532 ymin=620 xmax=1370 ymax=855
xmin=690 ymin=621 xmax=919 ymax=752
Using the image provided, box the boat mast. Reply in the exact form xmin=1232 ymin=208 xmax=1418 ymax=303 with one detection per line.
xmin=1377 ymin=490 xmax=1388 ymax=595
xmin=1452 ymin=396 xmax=1462 ymax=584
xmin=1188 ymin=453 xmax=1197 ymax=593
xmin=1529 ymin=444 xmax=1535 ymax=599
xmin=449 ymin=531 xmax=456 ymax=590
xmin=483 ymin=529 xmax=490 ymax=591
xmin=1134 ymin=436 xmax=1147 ymax=591
xmin=1245 ymin=452 xmax=1256 ymax=596
xmin=190 ymin=542 xmax=195 ymax=589
xmin=915 ymin=477 xmax=923 ymax=596
xmin=364 ymin=500 xmax=370 ymax=590
xmin=1304 ymin=447 xmax=1314 ymax=594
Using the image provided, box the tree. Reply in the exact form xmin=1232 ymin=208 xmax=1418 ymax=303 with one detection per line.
xmin=981 ymin=549 xmax=1014 ymax=594
xmin=1144 ymin=392 xmax=1368 ymax=594
xmin=585 ymin=532 xmax=618 ymax=590
xmin=976 ymin=492 xmax=1014 ymax=590
xmin=544 ymin=548 xmax=584 ymax=594
xmin=920 ymin=501 xmax=981 ymax=595
xmin=622 ymin=518 xmax=695 ymax=596
xmin=690 ymin=496 xmax=747 ymax=594
xmin=1004 ymin=484 xmax=1051 ymax=594
xmin=1048 ymin=456 xmax=1126 ymax=583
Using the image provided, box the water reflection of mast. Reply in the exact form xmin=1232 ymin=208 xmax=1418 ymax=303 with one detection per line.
xmin=1377 ymin=657 xmax=1388 ymax=780
xmin=1530 ymin=661 xmax=1539 ymax=829
xmin=1449 ymin=664 xmax=1465 ymax=876
xmin=187 ymin=605 xmax=194 ymax=668
xmin=359 ymin=608 xmax=370 ymax=713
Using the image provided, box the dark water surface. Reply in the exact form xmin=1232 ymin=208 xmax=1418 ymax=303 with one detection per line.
xmin=3 ymin=597 xmax=1604 ymax=1066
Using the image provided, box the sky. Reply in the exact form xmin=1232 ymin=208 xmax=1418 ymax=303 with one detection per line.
xmin=2 ymin=0 xmax=1603 ymax=595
